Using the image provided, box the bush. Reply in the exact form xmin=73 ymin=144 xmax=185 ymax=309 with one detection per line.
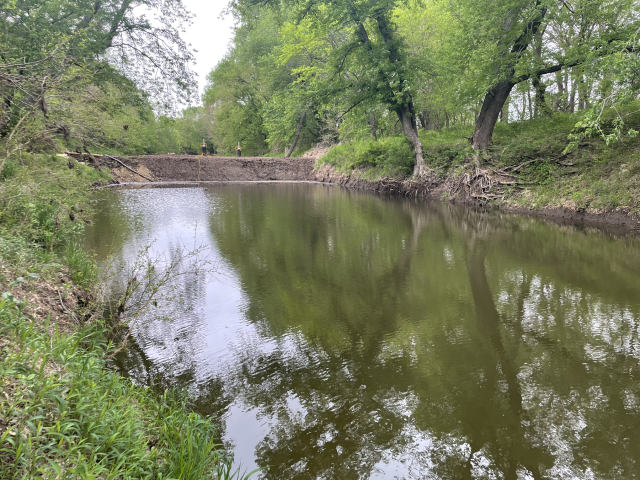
xmin=320 ymin=136 xmax=415 ymax=177
xmin=0 ymin=160 xmax=17 ymax=181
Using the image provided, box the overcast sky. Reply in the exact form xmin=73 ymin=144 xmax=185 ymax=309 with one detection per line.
xmin=181 ymin=0 xmax=236 ymax=96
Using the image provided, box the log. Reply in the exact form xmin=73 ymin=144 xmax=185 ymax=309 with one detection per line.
xmin=104 ymin=155 xmax=154 ymax=182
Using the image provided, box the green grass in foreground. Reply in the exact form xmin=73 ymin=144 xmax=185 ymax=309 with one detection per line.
xmin=318 ymin=105 xmax=640 ymax=214
xmin=0 ymin=154 xmax=258 ymax=479
xmin=0 ymin=297 xmax=241 ymax=479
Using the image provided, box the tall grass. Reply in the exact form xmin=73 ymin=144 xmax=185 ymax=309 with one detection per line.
xmin=0 ymin=294 xmax=254 ymax=479
xmin=319 ymin=135 xmax=414 ymax=177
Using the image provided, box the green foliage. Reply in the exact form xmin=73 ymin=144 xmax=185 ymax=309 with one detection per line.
xmin=64 ymin=243 xmax=98 ymax=288
xmin=0 ymin=0 xmax=197 ymax=161
xmin=0 ymin=155 xmax=109 ymax=257
xmin=320 ymin=136 xmax=414 ymax=177
xmin=0 ymin=154 xmax=260 ymax=479
xmin=0 ymin=296 xmax=236 ymax=479
xmin=320 ymin=106 xmax=640 ymax=214
xmin=0 ymin=161 xmax=17 ymax=181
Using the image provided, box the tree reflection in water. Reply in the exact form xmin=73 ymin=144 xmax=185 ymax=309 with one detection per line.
xmin=89 ymin=184 xmax=640 ymax=479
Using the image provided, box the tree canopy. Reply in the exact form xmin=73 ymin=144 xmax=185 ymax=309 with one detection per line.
xmin=204 ymin=0 xmax=640 ymax=171
xmin=0 ymin=0 xmax=198 ymax=161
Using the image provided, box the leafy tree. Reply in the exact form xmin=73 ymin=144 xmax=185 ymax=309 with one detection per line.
xmin=0 ymin=0 xmax=197 ymax=162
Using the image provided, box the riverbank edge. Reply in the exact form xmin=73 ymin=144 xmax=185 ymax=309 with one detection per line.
xmin=0 ymin=154 xmax=244 ymax=477
xmin=311 ymin=165 xmax=640 ymax=230
xmin=99 ymin=153 xmax=640 ymax=230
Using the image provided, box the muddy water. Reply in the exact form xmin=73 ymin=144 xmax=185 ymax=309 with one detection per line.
xmin=85 ymin=183 xmax=640 ymax=479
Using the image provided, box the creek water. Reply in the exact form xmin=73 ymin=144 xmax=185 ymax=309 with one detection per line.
xmin=85 ymin=183 xmax=640 ymax=479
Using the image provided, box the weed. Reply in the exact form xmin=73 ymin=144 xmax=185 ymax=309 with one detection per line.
xmin=0 ymin=160 xmax=17 ymax=181
xmin=0 ymin=294 xmax=256 ymax=478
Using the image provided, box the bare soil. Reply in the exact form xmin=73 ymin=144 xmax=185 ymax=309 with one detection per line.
xmin=120 ymin=155 xmax=315 ymax=183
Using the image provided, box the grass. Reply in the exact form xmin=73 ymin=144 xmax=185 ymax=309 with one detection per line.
xmin=319 ymin=135 xmax=414 ymax=178
xmin=0 ymin=154 xmax=259 ymax=478
xmin=318 ymin=104 xmax=640 ymax=215
xmin=0 ymin=297 xmax=238 ymax=479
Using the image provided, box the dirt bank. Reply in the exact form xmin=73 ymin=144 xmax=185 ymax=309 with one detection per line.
xmin=126 ymin=155 xmax=315 ymax=182
xmin=313 ymin=165 xmax=640 ymax=230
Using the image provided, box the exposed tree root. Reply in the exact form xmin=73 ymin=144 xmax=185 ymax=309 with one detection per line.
xmin=445 ymin=164 xmax=528 ymax=202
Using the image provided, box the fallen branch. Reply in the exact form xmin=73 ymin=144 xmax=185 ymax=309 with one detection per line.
xmin=82 ymin=147 xmax=102 ymax=171
xmin=104 ymin=155 xmax=154 ymax=182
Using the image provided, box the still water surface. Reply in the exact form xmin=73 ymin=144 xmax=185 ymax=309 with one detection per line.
xmin=85 ymin=184 xmax=640 ymax=479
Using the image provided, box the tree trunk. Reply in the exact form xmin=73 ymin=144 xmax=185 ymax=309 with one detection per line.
xmin=369 ymin=112 xmax=377 ymax=140
xmin=533 ymin=76 xmax=550 ymax=117
xmin=553 ymin=71 xmax=565 ymax=112
xmin=471 ymin=2 xmax=547 ymax=151
xmin=397 ymin=105 xmax=426 ymax=177
xmin=285 ymin=109 xmax=307 ymax=158
xmin=569 ymin=70 xmax=576 ymax=113
xmin=500 ymin=95 xmax=509 ymax=123
xmin=471 ymin=80 xmax=514 ymax=151
xmin=578 ymin=71 xmax=588 ymax=111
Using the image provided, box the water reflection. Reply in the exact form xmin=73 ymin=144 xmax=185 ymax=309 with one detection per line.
xmin=86 ymin=184 xmax=640 ymax=479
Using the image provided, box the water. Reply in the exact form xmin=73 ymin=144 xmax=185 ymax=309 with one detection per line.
xmin=85 ymin=183 xmax=640 ymax=479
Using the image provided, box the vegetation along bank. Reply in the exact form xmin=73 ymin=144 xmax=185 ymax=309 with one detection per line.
xmin=196 ymin=0 xmax=640 ymax=228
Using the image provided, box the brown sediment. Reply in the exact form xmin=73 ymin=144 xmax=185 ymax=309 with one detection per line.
xmin=4 ymin=271 xmax=93 ymax=336
xmin=122 ymin=155 xmax=315 ymax=183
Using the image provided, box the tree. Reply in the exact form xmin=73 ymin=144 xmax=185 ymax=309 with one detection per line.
xmin=281 ymin=0 xmax=431 ymax=175
xmin=0 ymin=0 xmax=197 ymax=161
xmin=440 ymin=0 xmax=640 ymax=152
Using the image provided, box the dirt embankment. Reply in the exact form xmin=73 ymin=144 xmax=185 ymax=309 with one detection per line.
xmin=314 ymin=165 xmax=640 ymax=229
xmin=119 ymin=155 xmax=316 ymax=183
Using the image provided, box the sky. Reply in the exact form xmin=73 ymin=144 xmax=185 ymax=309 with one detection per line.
xmin=180 ymin=0 xmax=236 ymax=96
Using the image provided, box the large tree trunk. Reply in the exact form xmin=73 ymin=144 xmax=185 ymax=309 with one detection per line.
xmin=285 ymin=109 xmax=307 ymax=158
xmin=471 ymin=2 xmax=547 ymax=151
xmin=397 ymin=104 xmax=427 ymax=177
xmin=471 ymin=80 xmax=514 ymax=151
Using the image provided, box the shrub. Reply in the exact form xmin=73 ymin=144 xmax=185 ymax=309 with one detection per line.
xmin=0 ymin=160 xmax=17 ymax=181
xmin=320 ymin=136 xmax=414 ymax=177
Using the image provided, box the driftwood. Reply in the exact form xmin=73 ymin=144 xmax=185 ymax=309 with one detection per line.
xmin=104 ymin=155 xmax=154 ymax=182
xmin=82 ymin=147 xmax=102 ymax=171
